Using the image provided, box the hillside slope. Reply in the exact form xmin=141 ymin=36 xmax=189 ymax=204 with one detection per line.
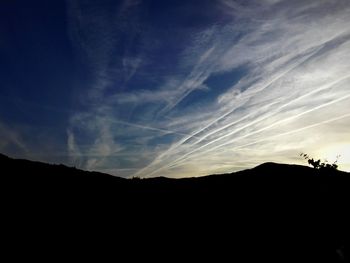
xmin=1 ymin=153 xmax=349 ymax=262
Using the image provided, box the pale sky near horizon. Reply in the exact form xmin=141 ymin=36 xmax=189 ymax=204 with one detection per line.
xmin=1 ymin=0 xmax=350 ymax=177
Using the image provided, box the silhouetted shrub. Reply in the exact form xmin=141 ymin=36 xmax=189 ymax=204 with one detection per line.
xmin=300 ymin=153 xmax=339 ymax=171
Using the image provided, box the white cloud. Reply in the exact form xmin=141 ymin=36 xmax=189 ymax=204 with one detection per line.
xmin=67 ymin=0 xmax=350 ymax=177
xmin=131 ymin=0 xmax=350 ymax=177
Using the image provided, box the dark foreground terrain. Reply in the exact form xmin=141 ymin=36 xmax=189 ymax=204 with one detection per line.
xmin=1 ymin=153 xmax=349 ymax=262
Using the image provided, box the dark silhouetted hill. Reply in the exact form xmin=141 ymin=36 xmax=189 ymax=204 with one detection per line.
xmin=1 ymin=153 xmax=349 ymax=262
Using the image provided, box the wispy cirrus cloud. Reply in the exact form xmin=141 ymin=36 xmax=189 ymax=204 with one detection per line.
xmin=0 ymin=120 xmax=27 ymax=155
xmin=66 ymin=0 xmax=350 ymax=177
xmin=66 ymin=0 xmax=144 ymax=96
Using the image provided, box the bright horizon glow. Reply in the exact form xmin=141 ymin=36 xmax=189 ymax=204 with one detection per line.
xmin=316 ymin=143 xmax=350 ymax=172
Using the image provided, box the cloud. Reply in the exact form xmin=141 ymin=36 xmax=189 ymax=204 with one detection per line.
xmin=0 ymin=120 xmax=27 ymax=155
xmin=67 ymin=129 xmax=82 ymax=167
xmin=132 ymin=0 xmax=350 ymax=177
xmin=67 ymin=0 xmax=350 ymax=177
xmin=0 ymin=118 xmax=70 ymax=165
xmin=66 ymin=0 xmax=144 ymax=97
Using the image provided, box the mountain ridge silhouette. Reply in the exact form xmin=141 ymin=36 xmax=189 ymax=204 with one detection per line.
xmin=2 ymin=153 xmax=349 ymax=262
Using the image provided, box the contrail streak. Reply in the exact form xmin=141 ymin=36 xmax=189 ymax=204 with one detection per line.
xmin=134 ymin=47 xmax=318 ymax=177
xmin=166 ymin=111 xmax=350 ymax=170
xmin=146 ymin=44 xmax=324 ymax=164
xmin=132 ymin=97 xmax=255 ymax=177
xmin=164 ymin=113 xmax=350 ymax=169
xmin=184 ymin=44 xmax=332 ymax=148
xmin=188 ymin=99 xmax=281 ymax=145
xmin=231 ymin=112 xmax=350 ymax=150
xmin=159 ymin=47 xmax=217 ymax=115
xmin=143 ymin=78 xmax=350 ymax=177
xmin=207 ymin=93 xmax=350 ymax=153
xmin=161 ymin=77 xmax=350 ymax=170
xmin=134 ymin=44 xmax=348 ymax=178
xmin=110 ymin=119 xmax=200 ymax=138
xmin=167 ymin=93 xmax=350 ymax=170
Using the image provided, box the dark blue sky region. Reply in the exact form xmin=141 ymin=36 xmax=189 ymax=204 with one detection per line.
xmin=1 ymin=0 xmax=350 ymax=177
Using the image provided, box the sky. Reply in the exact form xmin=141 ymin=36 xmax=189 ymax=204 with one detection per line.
xmin=1 ymin=0 xmax=350 ymax=178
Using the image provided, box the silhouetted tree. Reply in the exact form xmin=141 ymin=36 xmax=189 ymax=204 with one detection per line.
xmin=300 ymin=153 xmax=339 ymax=171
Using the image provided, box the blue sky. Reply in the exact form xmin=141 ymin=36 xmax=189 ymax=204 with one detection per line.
xmin=1 ymin=0 xmax=350 ymax=177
